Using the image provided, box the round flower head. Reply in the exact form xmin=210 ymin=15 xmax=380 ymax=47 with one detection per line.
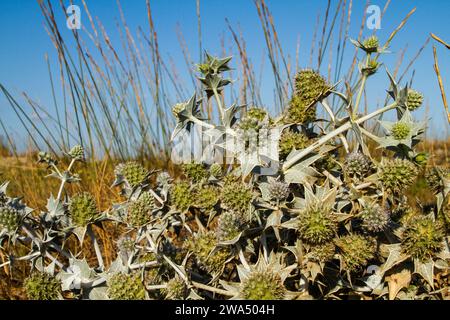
xmin=361 ymin=35 xmax=379 ymax=53
xmin=127 ymin=192 xmax=154 ymax=227
xmin=267 ymin=179 xmax=290 ymax=203
xmin=425 ymin=167 xmax=449 ymax=194
xmin=24 ymin=273 xmax=61 ymax=300
xmin=221 ymin=178 xmax=253 ymax=214
xmin=361 ymin=58 xmax=380 ymax=76
xmin=308 ymin=242 xmax=336 ymax=263
xmin=172 ymin=102 xmax=185 ymax=117
xmin=209 ymin=163 xmax=223 ymax=178
xmin=0 ymin=206 xmax=22 ymax=235
xmin=278 ymin=130 xmax=310 ymax=159
xmin=378 ymin=159 xmax=418 ymax=194
xmin=402 ymin=216 xmax=444 ymax=262
xmin=69 ymin=192 xmax=99 ymax=227
xmin=169 ymin=181 xmax=192 ymax=212
xmin=186 ymin=231 xmax=230 ymax=274
xmin=285 ymin=95 xmax=317 ymax=124
xmin=343 ymin=152 xmax=373 ymax=180
xmin=68 ymin=145 xmax=85 ymax=161
xmin=163 ymin=276 xmax=188 ymax=300
xmin=335 ymin=234 xmax=376 ymax=272
xmin=117 ymin=236 xmax=136 ymax=254
xmin=107 ymin=273 xmax=146 ymax=300
xmin=240 ymin=270 xmax=286 ymax=300
xmin=114 ymin=161 xmax=150 ymax=189
xmin=238 ymin=107 xmax=270 ymax=131
xmin=298 ymin=203 xmax=337 ymax=244
xmin=182 ymin=162 xmax=208 ymax=183
xmin=406 ymin=89 xmax=424 ymax=111
xmin=360 ymin=204 xmax=390 ymax=233
xmin=217 ymin=211 xmax=246 ymax=241
xmin=193 ymin=185 xmax=219 ymax=211
xmin=391 ymin=122 xmax=411 ymax=140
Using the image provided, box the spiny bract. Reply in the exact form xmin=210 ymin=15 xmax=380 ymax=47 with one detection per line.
xmin=24 ymin=273 xmax=61 ymax=300
xmin=69 ymin=192 xmax=99 ymax=226
xmin=107 ymin=273 xmax=146 ymax=300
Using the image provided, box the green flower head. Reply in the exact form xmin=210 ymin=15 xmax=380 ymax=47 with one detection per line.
xmin=68 ymin=145 xmax=85 ymax=161
xmin=298 ymin=203 xmax=337 ymax=244
xmin=107 ymin=273 xmax=146 ymax=300
xmin=127 ymin=192 xmax=155 ymax=227
xmin=217 ymin=211 xmax=246 ymax=241
xmin=169 ymin=181 xmax=192 ymax=212
xmin=24 ymin=273 xmax=61 ymax=300
xmin=209 ymin=163 xmax=223 ymax=178
xmin=163 ymin=276 xmax=188 ymax=300
xmin=240 ymin=270 xmax=286 ymax=300
xmin=308 ymin=242 xmax=336 ymax=263
xmin=221 ymin=178 xmax=253 ymax=214
xmin=193 ymin=185 xmax=219 ymax=211
xmin=335 ymin=234 xmax=376 ymax=271
xmin=362 ymin=35 xmax=379 ymax=53
xmin=378 ymin=158 xmax=418 ymax=193
xmin=114 ymin=162 xmax=150 ymax=189
xmin=378 ymin=110 xmax=426 ymax=148
xmin=360 ymin=204 xmax=390 ymax=233
xmin=406 ymin=89 xmax=424 ymax=111
xmin=344 ymin=152 xmax=373 ymax=180
xmin=0 ymin=206 xmax=22 ymax=235
xmin=182 ymin=162 xmax=209 ymax=183
xmin=69 ymin=192 xmax=99 ymax=227
xmin=278 ymin=130 xmax=310 ymax=159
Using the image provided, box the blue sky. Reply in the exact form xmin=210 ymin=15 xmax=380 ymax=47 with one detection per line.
xmin=0 ymin=0 xmax=449 ymax=149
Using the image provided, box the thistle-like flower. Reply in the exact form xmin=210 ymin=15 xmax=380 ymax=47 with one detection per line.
xmin=360 ymin=203 xmax=390 ymax=233
xmin=24 ymin=272 xmax=61 ymax=300
xmin=0 ymin=206 xmax=22 ymax=235
xmin=335 ymin=234 xmax=376 ymax=271
xmin=267 ymin=178 xmax=290 ymax=203
xmin=217 ymin=211 xmax=246 ymax=241
xmin=107 ymin=273 xmax=146 ymax=300
xmin=425 ymin=167 xmax=450 ymax=194
xmin=406 ymin=89 xmax=424 ymax=111
xmin=114 ymin=161 xmax=150 ymax=189
xmin=193 ymin=185 xmax=219 ymax=211
xmin=238 ymin=107 xmax=271 ymax=131
xmin=401 ymin=216 xmax=444 ymax=262
xmin=378 ymin=158 xmax=418 ymax=193
xmin=182 ymin=162 xmax=209 ymax=183
xmin=298 ymin=203 xmax=337 ymax=244
xmin=351 ymin=35 xmax=380 ymax=53
xmin=221 ymin=178 xmax=253 ymax=214
xmin=378 ymin=110 xmax=426 ymax=148
xmin=186 ymin=231 xmax=230 ymax=274
xmin=68 ymin=145 xmax=85 ymax=161
xmin=169 ymin=181 xmax=192 ymax=212
xmin=209 ymin=163 xmax=223 ymax=178
xmin=69 ymin=192 xmax=99 ymax=227
xmin=343 ymin=152 xmax=373 ymax=180
xmin=127 ymin=192 xmax=155 ymax=227
xmin=163 ymin=276 xmax=188 ymax=300
xmin=308 ymin=242 xmax=336 ymax=263
xmin=361 ymin=58 xmax=380 ymax=76
xmin=278 ymin=130 xmax=310 ymax=159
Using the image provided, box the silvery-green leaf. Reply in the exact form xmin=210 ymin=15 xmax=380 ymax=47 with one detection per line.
xmin=46 ymin=194 xmax=65 ymax=219
xmin=86 ymin=285 xmax=108 ymax=300
xmin=414 ymin=259 xmax=434 ymax=288
xmin=378 ymin=244 xmax=408 ymax=275
xmin=72 ymin=226 xmax=88 ymax=244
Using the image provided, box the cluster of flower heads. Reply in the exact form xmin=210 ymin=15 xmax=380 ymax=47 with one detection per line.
xmin=1 ymin=41 xmax=449 ymax=301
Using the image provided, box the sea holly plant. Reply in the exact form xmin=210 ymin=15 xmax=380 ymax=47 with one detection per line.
xmin=1 ymin=38 xmax=449 ymax=301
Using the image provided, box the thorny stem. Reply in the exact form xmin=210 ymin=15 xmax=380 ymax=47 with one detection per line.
xmin=282 ymin=102 xmax=398 ymax=171
xmin=87 ymin=225 xmax=104 ymax=270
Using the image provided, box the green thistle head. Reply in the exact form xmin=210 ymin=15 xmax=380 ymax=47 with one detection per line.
xmin=68 ymin=145 xmax=85 ymax=161
xmin=186 ymin=231 xmax=230 ymax=274
xmin=169 ymin=181 xmax=192 ymax=212
xmin=425 ymin=167 xmax=449 ymax=194
xmin=240 ymin=270 xmax=286 ymax=300
xmin=24 ymin=273 xmax=61 ymax=300
xmin=298 ymin=203 xmax=337 ymax=244
xmin=295 ymin=69 xmax=331 ymax=104
xmin=115 ymin=162 xmax=149 ymax=189
xmin=0 ymin=206 xmax=22 ymax=234
xmin=172 ymin=102 xmax=185 ymax=116
xmin=217 ymin=211 xmax=246 ymax=241
xmin=391 ymin=122 xmax=411 ymax=140
xmin=69 ymin=192 xmax=99 ymax=227
xmin=193 ymin=185 xmax=219 ymax=210
xmin=285 ymin=95 xmax=317 ymax=124
xmin=362 ymin=58 xmax=380 ymax=76
xmin=238 ymin=107 xmax=270 ymax=131
xmin=360 ymin=204 xmax=390 ymax=233
xmin=308 ymin=242 xmax=336 ymax=263
xmin=127 ymin=192 xmax=155 ymax=227
xmin=107 ymin=273 xmax=146 ymax=300
xmin=406 ymin=89 xmax=424 ymax=111
xmin=378 ymin=159 xmax=418 ymax=193
xmin=163 ymin=276 xmax=188 ymax=300
xmin=335 ymin=234 xmax=376 ymax=271
xmin=182 ymin=162 xmax=208 ymax=183
xmin=344 ymin=152 xmax=373 ymax=179
xmin=362 ymin=35 xmax=379 ymax=53
xmin=221 ymin=179 xmax=253 ymax=214
xmin=278 ymin=130 xmax=310 ymax=159
xmin=402 ymin=216 xmax=444 ymax=262
xmin=209 ymin=163 xmax=223 ymax=178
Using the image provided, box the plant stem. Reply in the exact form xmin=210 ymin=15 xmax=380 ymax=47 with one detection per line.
xmin=212 ymin=87 xmax=225 ymax=123
xmin=56 ymin=158 xmax=76 ymax=201
xmin=87 ymin=225 xmax=104 ymax=270
xmin=191 ymin=281 xmax=234 ymax=296
xmin=282 ymin=102 xmax=397 ymax=171
xmin=353 ymin=54 xmax=370 ymax=118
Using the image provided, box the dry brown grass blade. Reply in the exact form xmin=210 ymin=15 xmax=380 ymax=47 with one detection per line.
xmin=431 ymin=33 xmax=450 ymax=50
xmin=433 ymin=46 xmax=450 ymax=124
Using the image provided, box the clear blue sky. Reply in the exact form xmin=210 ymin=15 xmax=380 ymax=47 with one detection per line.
xmin=0 ymin=0 xmax=449 ymax=149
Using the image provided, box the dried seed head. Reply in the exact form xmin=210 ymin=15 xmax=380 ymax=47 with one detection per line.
xmin=217 ymin=211 xmax=246 ymax=241
xmin=308 ymin=242 xmax=336 ymax=263
xmin=278 ymin=130 xmax=310 ymax=159
xmin=107 ymin=273 xmax=146 ymax=300
xmin=163 ymin=276 xmax=188 ymax=300
xmin=378 ymin=159 xmax=418 ymax=193
xmin=335 ymin=235 xmax=376 ymax=271
xmin=24 ymin=273 xmax=61 ymax=300
xmin=0 ymin=206 xmax=22 ymax=234
xmin=298 ymin=203 xmax=337 ymax=244
xmin=406 ymin=89 xmax=424 ymax=111
xmin=402 ymin=216 xmax=444 ymax=262
xmin=267 ymin=179 xmax=290 ymax=202
xmin=425 ymin=167 xmax=449 ymax=194
xmin=360 ymin=204 xmax=390 ymax=233
xmin=241 ymin=271 xmax=286 ymax=300
xmin=344 ymin=152 xmax=373 ymax=180
xmin=69 ymin=192 xmax=99 ymax=227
